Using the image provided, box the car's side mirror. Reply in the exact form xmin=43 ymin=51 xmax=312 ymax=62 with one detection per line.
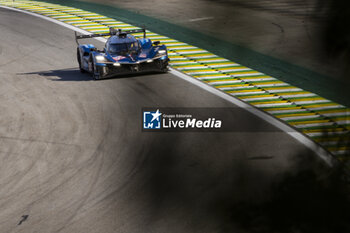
xmin=153 ymin=41 xmax=160 ymax=46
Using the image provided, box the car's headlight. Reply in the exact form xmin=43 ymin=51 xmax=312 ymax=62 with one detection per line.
xmin=95 ymin=55 xmax=106 ymax=62
xmin=157 ymin=50 xmax=166 ymax=54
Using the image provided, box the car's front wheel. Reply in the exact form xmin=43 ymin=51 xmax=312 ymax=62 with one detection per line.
xmin=92 ymin=61 xmax=100 ymax=80
xmin=89 ymin=56 xmax=101 ymax=80
xmin=77 ymin=49 xmax=85 ymax=73
xmin=157 ymin=59 xmax=169 ymax=73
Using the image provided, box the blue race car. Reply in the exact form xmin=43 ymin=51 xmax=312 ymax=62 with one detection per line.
xmin=75 ymin=28 xmax=169 ymax=80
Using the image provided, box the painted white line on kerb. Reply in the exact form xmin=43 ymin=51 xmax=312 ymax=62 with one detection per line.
xmin=0 ymin=5 xmax=336 ymax=167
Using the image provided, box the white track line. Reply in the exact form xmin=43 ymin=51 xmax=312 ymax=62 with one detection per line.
xmin=0 ymin=5 xmax=336 ymax=166
xmin=188 ymin=16 xmax=214 ymax=22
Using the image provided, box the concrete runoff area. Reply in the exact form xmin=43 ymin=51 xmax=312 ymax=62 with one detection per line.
xmin=0 ymin=5 xmax=350 ymax=233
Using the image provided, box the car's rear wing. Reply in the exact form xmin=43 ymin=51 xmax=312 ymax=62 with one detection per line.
xmin=75 ymin=27 xmax=146 ymax=44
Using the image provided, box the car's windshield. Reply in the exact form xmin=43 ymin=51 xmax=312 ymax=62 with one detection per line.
xmin=109 ymin=42 xmax=140 ymax=55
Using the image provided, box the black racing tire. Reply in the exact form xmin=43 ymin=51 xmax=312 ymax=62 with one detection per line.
xmin=91 ymin=57 xmax=101 ymax=80
xmin=77 ymin=49 xmax=85 ymax=73
xmin=157 ymin=59 xmax=169 ymax=73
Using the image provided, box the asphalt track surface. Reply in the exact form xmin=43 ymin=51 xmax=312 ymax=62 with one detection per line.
xmin=0 ymin=8 xmax=329 ymax=233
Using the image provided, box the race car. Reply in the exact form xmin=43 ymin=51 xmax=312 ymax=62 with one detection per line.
xmin=75 ymin=28 xmax=169 ymax=80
